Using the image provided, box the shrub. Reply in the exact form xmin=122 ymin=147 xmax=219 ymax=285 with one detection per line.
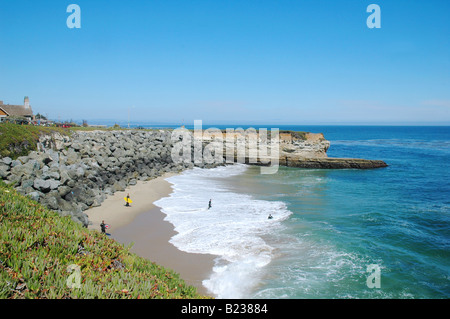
xmin=0 ymin=180 xmax=208 ymax=299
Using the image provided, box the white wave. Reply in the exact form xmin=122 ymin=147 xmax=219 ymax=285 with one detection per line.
xmin=154 ymin=164 xmax=292 ymax=298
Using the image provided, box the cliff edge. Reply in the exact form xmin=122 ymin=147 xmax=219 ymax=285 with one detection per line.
xmin=278 ymin=131 xmax=387 ymax=169
xmin=202 ymin=129 xmax=388 ymax=169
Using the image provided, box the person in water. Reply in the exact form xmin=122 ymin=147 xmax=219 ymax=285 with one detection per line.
xmin=268 ymin=214 xmax=273 ymax=219
xmin=208 ymin=199 xmax=212 ymax=210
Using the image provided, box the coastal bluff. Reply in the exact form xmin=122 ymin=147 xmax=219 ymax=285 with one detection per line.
xmin=202 ymin=130 xmax=388 ymax=169
xmin=277 ymin=131 xmax=388 ymax=169
xmin=0 ymin=128 xmax=387 ymax=226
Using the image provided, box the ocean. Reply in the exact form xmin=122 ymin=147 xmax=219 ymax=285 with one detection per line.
xmin=154 ymin=125 xmax=450 ymax=299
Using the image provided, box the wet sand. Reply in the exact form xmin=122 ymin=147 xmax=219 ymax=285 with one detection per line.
xmin=85 ymin=172 xmax=217 ymax=297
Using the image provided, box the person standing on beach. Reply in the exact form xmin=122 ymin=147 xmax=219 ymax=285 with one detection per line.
xmin=126 ymin=193 xmax=131 ymax=207
xmin=100 ymin=220 xmax=106 ymax=234
xmin=208 ymin=199 xmax=212 ymax=210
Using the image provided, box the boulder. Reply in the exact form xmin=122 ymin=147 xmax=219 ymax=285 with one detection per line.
xmin=59 ymin=168 xmax=71 ymax=185
xmin=112 ymin=180 xmax=126 ymax=192
xmin=74 ymin=212 xmax=90 ymax=227
xmin=67 ymin=179 xmax=76 ymax=188
xmin=48 ymin=179 xmax=60 ymax=190
xmin=2 ymin=157 xmax=12 ymax=166
xmin=56 ymin=197 xmax=78 ymax=212
xmin=42 ymin=170 xmax=60 ymax=180
xmin=113 ymin=148 xmax=126 ymax=159
xmin=67 ymin=167 xmax=78 ymax=180
xmin=0 ymin=163 xmax=10 ymax=179
xmin=87 ymin=173 xmax=97 ymax=182
xmin=27 ymin=191 xmax=41 ymax=202
xmin=65 ymin=149 xmax=79 ymax=165
xmin=71 ymin=142 xmax=82 ymax=151
xmin=139 ymin=174 xmax=148 ymax=181
xmin=52 ymin=133 xmax=67 ymax=151
xmin=33 ymin=178 xmax=60 ymax=193
xmin=41 ymin=193 xmax=60 ymax=211
xmin=91 ymin=195 xmax=105 ymax=207
xmin=10 ymin=160 xmax=22 ymax=168
xmin=58 ymin=185 xmax=72 ymax=197
xmin=76 ymin=166 xmax=85 ymax=178
xmin=20 ymin=178 xmax=35 ymax=189
xmin=16 ymin=156 xmax=29 ymax=165
xmin=45 ymin=149 xmax=60 ymax=163
xmin=11 ymin=160 xmax=39 ymax=179
xmin=33 ymin=179 xmax=49 ymax=192
xmin=40 ymin=153 xmax=53 ymax=165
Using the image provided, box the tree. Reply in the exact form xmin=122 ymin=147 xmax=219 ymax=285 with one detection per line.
xmin=35 ymin=113 xmax=47 ymax=120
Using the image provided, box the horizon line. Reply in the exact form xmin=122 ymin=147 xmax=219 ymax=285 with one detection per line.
xmin=49 ymin=119 xmax=450 ymax=127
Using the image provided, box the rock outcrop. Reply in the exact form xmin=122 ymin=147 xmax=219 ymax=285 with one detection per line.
xmin=200 ymin=129 xmax=387 ymax=169
xmin=277 ymin=131 xmax=387 ymax=169
xmin=280 ymin=157 xmax=388 ymax=169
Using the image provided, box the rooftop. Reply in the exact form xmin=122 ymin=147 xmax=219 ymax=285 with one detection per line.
xmin=0 ymin=103 xmax=33 ymax=117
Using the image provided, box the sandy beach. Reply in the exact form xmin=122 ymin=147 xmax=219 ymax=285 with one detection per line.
xmin=85 ymin=172 xmax=217 ymax=296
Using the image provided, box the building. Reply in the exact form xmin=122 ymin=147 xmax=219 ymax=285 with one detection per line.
xmin=0 ymin=96 xmax=34 ymax=123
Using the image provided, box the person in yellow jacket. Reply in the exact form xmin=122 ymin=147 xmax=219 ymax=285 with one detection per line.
xmin=125 ymin=193 xmax=132 ymax=207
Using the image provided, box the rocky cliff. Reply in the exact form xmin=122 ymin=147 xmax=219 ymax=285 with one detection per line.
xmin=200 ymin=129 xmax=387 ymax=169
xmin=276 ymin=131 xmax=387 ymax=169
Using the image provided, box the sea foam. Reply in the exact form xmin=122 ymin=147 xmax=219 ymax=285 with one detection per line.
xmin=154 ymin=164 xmax=292 ymax=298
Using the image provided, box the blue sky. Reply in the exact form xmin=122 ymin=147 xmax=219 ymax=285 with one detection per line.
xmin=0 ymin=0 xmax=449 ymax=125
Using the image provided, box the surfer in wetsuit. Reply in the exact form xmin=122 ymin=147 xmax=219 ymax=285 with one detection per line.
xmin=268 ymin=214 xmax=273 ymax=219
xmin=125 ymin=193 xmax=130 ymax=207
xmin=100 ymin=220 xmax=106 ymax=233
xmin=208 ymin=199 xmax=212 ymax=210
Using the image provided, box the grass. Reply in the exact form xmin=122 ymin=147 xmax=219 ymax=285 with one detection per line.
xmin=0 ymin=123 xmax=69 ymax=159
xmin=279 ymin=130 xmax=308 ymax=140
xmin=0 ymin=123 xmax=168 ymax=160
xmin=0 ymin=180 xmax=208 ymax=299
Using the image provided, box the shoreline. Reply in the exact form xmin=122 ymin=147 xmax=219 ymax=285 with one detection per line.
xmin=86 ymin=172 xmax=177 ymax=233
xmin=85 ymin=172 xmax=217 ymax=297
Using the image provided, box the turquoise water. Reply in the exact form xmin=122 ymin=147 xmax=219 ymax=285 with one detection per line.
xmin=221 ymin=126 xmax=450 ymax=298
xmin=153 ymin=125 xmax=449 ymax=298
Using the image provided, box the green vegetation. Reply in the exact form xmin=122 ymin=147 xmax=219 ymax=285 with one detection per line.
xmin=279 ymin=130 xmax=307 ymax=140
xmin=0 ymin=123 xmax=166 ymax=160
xmin=0 ymin=180 xmax=208 ymax=299
xmin=0 ymin=123 xmax=69 ymax=160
